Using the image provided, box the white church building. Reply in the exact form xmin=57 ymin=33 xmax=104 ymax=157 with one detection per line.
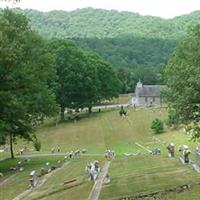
xmin=132 ymin=80 xmax=166 ymax=107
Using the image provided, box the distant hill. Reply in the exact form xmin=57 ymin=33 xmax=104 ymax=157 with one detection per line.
xmin=20 ymin=8 xmax=200 ymax=40
xmin=15 ymin=8 xmax=200 ymax=69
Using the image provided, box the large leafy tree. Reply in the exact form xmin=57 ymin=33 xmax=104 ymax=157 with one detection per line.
xmin=49 ymin=39 xmax=100 ymax=120
xmin=86 ymin=53 xmax=121 ymax=111
xmin=49 ymin=39 xmax=121 ymax=119
xmin=93 ymin=54 xmax=121 ymax=101
xmin=165 ymin=25 xmax=200 ymax=140
xmin=0 ymin=9 xmax=58 ymax=158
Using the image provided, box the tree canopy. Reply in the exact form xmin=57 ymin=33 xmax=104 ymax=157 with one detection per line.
xmin=12 ymin=8 xmax=200 ymax=91
xmin=20 ymin=8 xmax=200 ymax=40
xmin=48 ymin=39 xmax=121 ymax=120
xmin=0 ymin=9 xmax=58 ymax=158
xmin=165 ymin=25 xmax=200 ymax=140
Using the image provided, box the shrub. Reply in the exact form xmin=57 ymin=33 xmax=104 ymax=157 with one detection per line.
xmin=151 ymin=118 xmax=164 ymax=134
xmin=166 ymin=109 xmax=180 ymax=129
xmin=33 ymin=139 xmax=41 ymax=151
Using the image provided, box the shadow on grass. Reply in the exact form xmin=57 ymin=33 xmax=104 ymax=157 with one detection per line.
xmin=38 ymin=107 xmax=120 ymax=129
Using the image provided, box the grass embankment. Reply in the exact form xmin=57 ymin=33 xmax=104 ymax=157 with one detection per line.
xmin=24 ymin=156 xmax=104 ymax=200
xmin=0 ymin=156 xmax=63 ymax=200
xmin=1 ymin=107 xmax=167 ymax=157
xmin=36 ymin=107 xmax=167 ymax=154
xmin=100 ymin=155 xmax=200 ymax=200
xmin=1 ymin=107 xmax=200 ymax=200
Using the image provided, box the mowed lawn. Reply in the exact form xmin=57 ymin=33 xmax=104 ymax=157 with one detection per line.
xmin=35 ymin=107 xmax=168 ymax=154
xmin=24 ymin=156 xmax=104 ymax=200
xmin=100 ymin=155 xmax=200 ymax=200
xmin=1 ymin=107 xmax=200 ymax=200
xmin=0 ymin=156 xmax=64 ymax=200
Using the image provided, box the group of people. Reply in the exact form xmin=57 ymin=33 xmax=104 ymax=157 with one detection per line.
xmin=85 ymin=160 xmax=100 ymax=181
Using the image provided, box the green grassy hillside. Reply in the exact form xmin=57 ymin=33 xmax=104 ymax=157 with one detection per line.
xmin=35 ymin=108 xmax=166 ymax=154
xmin=1 ymin=107 xmax=200 ymax=200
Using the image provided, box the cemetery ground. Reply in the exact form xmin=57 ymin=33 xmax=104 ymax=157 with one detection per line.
xmin=1 ymin=107 xmax=200 ymax=199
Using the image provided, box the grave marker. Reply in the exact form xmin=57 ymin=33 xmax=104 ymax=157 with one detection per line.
xmin=29 ymin=170 xmax=38 ymax=187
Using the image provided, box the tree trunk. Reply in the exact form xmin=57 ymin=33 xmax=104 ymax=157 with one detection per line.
xmin=88 ymin=106 xmax=92 ymax=114
xmin=60 ymin=106 xmax=65 ymax=121
xmin=9 ymin=133 xmax=14 ymax=159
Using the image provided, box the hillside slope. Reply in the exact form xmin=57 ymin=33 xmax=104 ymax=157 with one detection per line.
xmin=21 ymin=8 xmax=200 ymax=39
xmin=16 ymin=8 xmax=200 ymax=69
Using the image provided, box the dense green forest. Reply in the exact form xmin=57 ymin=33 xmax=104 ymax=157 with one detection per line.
xmin=13 ymin=8 xmax=200 ymax=92
xmin=74 ymin=36 xmax=177 ymax=68
xmin=21 ymin=8 xmax=200 ymax=39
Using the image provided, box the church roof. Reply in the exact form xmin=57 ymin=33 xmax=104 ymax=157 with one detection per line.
xmin=136 ymin=85 xmax=166 ymax=97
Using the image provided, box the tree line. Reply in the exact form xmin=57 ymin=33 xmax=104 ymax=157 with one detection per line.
xmin=74 ymin=36 xmax=174 ymax=92
xmin=14 ymin=7 xmax=200 ymax=92
xmin=165 ymin=25 xmax=200 ymax=141
xmin=0 ymin=9 xmax=120 ymax=158
xmin=20 ymin=8 xmax=200 ymax=40
xmin=1 ymin=8 xmax=199 ymax=93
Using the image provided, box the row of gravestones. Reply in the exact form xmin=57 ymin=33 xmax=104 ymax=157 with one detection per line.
xmin=51 ymin=146 xmax=87 ymax=155
xmin=29 ymin=159 xmax=65 ymax=188
xmin=85 ymin=150 xmax=114 ymax=183
xmin=29 ymin=149 xmax=87 ymax=188
xmin=10 ymin=158 xmax=31 ymax=172
xmin=85 ymin=160 xmax=101 ymax=181
xmin=150 ymin=143 xmax=191 ymax=164
xmin=0 ymin=145 xmax=33 ymax=155
xmin=0 ymin=158 xmax=31 ymax=180
xmin=65 ymin=149 xmax=87 ymax=159
xmin=151 ymin=143 xmax=200 ymax=173
xmin=16 ymin=146 xmax=34 ymax=156
xmin=165 ymin=143 xmax=192 ymax=165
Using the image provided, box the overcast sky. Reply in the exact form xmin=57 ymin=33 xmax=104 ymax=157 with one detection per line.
xmin=1 ymin=0 xmax=200 ymax=18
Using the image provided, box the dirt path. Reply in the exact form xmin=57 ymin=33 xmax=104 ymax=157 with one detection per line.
xmin=17 ymin=153 xmax=102 ymax=158
xmin=88 ymin=161 xmax=111 ymax=200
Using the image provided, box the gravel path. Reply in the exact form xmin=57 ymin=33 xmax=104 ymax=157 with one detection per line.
xmin=88 ymin=161 xmax=111 ymax=200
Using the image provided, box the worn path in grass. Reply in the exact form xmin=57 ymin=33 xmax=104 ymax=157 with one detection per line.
xmin=88 ymin=161 xmax=111 ymax=200
xmin=17 ymin=153 xmax=103 ymax=158
xmin=12 ymin=161 xmax=70 ymax=200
